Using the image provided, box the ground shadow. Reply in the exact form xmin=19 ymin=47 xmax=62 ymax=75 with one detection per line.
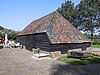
xmin=49 ymin=62 xmax=100 ymax=75
xmin=0 ymin=46 xmax=3 ymax=49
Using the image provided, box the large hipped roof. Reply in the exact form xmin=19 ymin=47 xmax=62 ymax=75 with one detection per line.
xmin=19 ymin=11 xmax=90 ymax=44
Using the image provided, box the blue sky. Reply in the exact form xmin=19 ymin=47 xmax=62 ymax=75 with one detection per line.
xmin=0 ymin=0 xmax=81 ymax=31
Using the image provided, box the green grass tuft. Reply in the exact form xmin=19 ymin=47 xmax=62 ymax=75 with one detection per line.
xmin=0 ymin=44 xmax=4 ymax=46
xmin=58 ymin=55 xmax=100 ymax=66
xmin=92 ymin=44 xmax=100 ymax=48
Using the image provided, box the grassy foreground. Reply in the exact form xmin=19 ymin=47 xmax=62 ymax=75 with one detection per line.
xmin=58 ymin=55 xmax=100 ymax=66
xmin=0 ymin=44 xmax=4 ymax=49
xmin=0 ymin=44 xmax=4 ymax=46
xmin=92 ymin=44 xmax=100 ymax=48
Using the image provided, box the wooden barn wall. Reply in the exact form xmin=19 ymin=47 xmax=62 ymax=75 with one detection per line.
xmin=51 ymin=42 xmax=91 ymax=54
xmin=16 ymin=33 xmax=51 ymax=52
xmin=17 ymin=36 xmax=21 ymax=44
xmin=16 ymin=34 xmax=91 ymax=54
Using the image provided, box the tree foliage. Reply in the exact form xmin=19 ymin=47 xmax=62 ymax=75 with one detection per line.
xmin=0 ymin=26 xmax=20 ymax=39
xmin=57 ymin=0 xmax=79 ymax=28
xmin=76 ymin=0 xmax=100 ymax=41
xmin=0 ymin=26 xmax=4 ymax=30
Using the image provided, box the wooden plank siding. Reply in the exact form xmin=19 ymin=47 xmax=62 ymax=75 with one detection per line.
xmin=16 ymin=33 xmax=91 ymax=54
xmin=16 ymin=33 xmax=51 ymax=52
xmin=51 ymin=42 xmax=91 ymax=53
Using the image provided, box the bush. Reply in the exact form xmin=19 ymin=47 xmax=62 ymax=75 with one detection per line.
xmin=34 ymin=48 xmax=40 ymax=54
xmin=93 ymin=39 xmax=100 ymax=45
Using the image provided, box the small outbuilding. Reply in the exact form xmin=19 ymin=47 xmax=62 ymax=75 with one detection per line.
xmin=0 ymin=37 xmax=3 ymax=44
xmin=16 ymin=11 xmax=91 ymax=53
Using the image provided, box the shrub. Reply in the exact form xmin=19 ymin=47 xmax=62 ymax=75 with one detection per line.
xmin=93 ymin=39 xmax=100 ymax=45
xmin=34 ymin=48 xmax=40 ymax=54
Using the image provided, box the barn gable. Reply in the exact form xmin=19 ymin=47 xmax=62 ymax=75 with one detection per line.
xmin=19 ymin=11 xmax=90 ymax=44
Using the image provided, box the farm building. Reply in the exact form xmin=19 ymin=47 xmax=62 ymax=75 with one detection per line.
xmin=16 ymin=11 xmax=91 ymax=53
xmin=0 ymin=37 xmax=3 ymax=44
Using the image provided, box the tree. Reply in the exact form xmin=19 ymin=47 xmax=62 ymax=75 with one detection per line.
xmin=0 ymin=26 xmax=4 ymax=30
xmin=0 ymin=26 xmax=20 ymax=39
xmin=57 ymin=0 xmax=79 ymax=28
xmin=76 ymin=0 xmax=100 ymax=44
xmin=8 ymin=31 xmax=19 ymax=39
xmin=0 ymin=32 xmax=2 ymax=37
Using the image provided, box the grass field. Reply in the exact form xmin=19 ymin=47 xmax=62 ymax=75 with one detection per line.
xmin=0 ymin=44 xmax=4 ymax=49
xmin=92 ymin=44 xmax=100 ymax=48
xmin=58 ymin=55 xmax=100 ymax=66
xmin=0 ymin=44 xmax=4 ymax=46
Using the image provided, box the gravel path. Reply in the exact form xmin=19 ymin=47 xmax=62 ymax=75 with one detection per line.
xmin=0 ymin=48 xmax=100 ymax=75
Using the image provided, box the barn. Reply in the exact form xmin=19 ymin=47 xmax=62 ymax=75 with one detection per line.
xmin=16 ymin=11 xmax=91 ymax=53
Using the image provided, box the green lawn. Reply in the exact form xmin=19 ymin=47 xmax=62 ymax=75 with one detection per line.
xmin=58 ymin=55 xmax=100 ymax=66
xmin=0 ymin=44 xmax=4 ymax=46
xmin=92 ymin=44 xmax=100 ymax=48
xmin=0 ymin=44 xmax=4 ymax=49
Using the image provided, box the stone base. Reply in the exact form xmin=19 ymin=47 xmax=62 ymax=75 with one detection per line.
xmin=34 ymin=53 xmax=50 ymax=58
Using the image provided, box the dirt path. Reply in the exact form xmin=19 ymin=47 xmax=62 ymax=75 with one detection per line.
xmin=0 ymin=48 xmax=100 ymax=75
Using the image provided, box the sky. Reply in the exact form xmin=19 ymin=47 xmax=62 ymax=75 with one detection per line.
xmin=0 ymin=0 xmax=81 ymax=31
